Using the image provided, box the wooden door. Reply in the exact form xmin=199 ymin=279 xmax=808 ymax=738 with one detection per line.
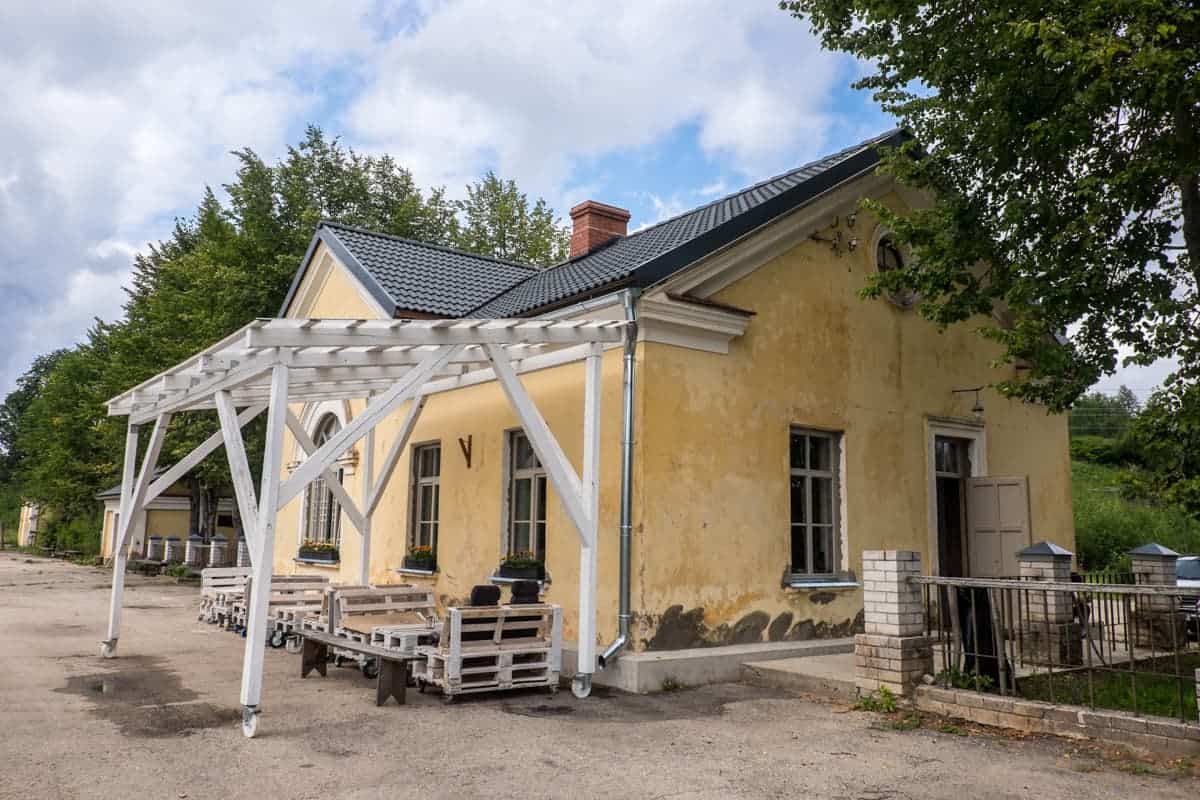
xmin=966 ymin=476 xmax=1031 ymax=577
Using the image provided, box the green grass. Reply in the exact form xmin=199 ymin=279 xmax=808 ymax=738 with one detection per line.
xmin=1018 ymin=653 xmax=1200 ymax=721
xmin=1072 ymin=460 xmax=1200 ymax=570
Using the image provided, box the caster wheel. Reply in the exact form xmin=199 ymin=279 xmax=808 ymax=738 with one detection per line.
xmin=333 ymin=655 xmax=346 ymax=668
xmin=268 ymin=630 xmax=285 ymax=648
xmin=241 ymin=707 xmax=260 ymax=739
xmin=285 ymin=635 xmax=302 ymax=654
xmin=571 ymin=675 xmax=591 ymax=699
xmin=361 ymin=659 xmax=379 ymax=680
xmin=546 ymin=684 xmax=560 ymax=696
xmin=99 ymin=641 xmax=116 ymax=659
xmin=442 ymin=694 xmax=456 ymax=705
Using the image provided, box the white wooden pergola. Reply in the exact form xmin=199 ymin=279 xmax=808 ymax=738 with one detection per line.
xmin=102 ymin=317 xmax=629 ymax=737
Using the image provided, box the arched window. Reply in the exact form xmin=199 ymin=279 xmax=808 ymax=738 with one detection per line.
xmin=302 ymin=414 xmax=343 ymax=546
xmin=876 ymin=235 xmax=916 ymax=309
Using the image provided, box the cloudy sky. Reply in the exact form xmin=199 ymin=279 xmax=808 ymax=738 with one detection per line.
xmin=0 ymin=1 xmax=1169 ymax=399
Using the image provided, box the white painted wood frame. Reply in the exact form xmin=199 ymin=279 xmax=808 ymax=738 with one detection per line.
xmin=103 ymin=413 xmax=170 ymax=653
xmin=239 ymin=365 xmax=289 ymax=715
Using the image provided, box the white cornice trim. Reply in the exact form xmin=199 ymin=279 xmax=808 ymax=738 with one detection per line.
xmin=638 ymin=295 xmax=751 ymax=354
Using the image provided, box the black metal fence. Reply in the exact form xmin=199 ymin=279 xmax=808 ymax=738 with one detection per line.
xmin=916 ymin=575 xmax=1200 ymax=722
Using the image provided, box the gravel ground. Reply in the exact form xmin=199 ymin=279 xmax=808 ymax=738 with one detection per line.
xmin=0 ymin=552 xmax=1194 ymax=800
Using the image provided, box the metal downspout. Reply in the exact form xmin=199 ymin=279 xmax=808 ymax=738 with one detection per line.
xmin=598 ymin=288 xmax=638 ymax=669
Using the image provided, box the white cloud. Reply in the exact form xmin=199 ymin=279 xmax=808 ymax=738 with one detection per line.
xmin=346 ymin=0 xmax=853 ymax=199
xmin=0 ymin=1 xmax=375 ymax=394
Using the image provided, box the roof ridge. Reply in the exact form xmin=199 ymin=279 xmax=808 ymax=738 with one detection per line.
xmin=465 ymin=128 xmax=904 ymax=316
xmin=319 ymin=220 xmax=540 ymax=272
xmin=624 ymin=128 xmax=904 ymax=237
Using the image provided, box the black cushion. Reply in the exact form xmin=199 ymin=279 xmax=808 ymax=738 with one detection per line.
xmin=469 ymin=584 xmax=501 ymax=607
xmin=510 ymin=580 xmax=540 ymax=604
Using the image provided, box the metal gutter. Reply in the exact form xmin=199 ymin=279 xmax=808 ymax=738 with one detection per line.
xmin=598 ymin=288 xmax=638 ymax=670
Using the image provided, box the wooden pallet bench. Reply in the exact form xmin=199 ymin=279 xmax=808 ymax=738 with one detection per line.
xmin=199 ymin=566 xmax=251 ymax=624
xmin=334 ymin=585 xmax=438 ymax=647
xmin=299 ymin=629 xmax=417 ymax=706
xmin=416 ymin=603 xmax=562 ymax=698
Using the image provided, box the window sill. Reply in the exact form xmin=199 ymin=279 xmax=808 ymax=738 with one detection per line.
xmin=395 ymin=566 xmax=437 ymax=577
xmin=294 ymin=557 xmax=340 ymax=568
xmin=783 ymin=578 xmax=860 ymax=590
xmin=488 ymin=574 xmax=551 ymax=589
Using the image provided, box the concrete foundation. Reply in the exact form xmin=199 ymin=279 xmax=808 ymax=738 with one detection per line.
xmin=563 ymin=638 xmax=855 ymax=693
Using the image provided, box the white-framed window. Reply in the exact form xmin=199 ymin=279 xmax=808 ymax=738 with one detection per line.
xmin=789 ymin=427 xmax=842 ymax=577
xmin=409 ymin=443 xmax=441 ymax=552
xmin=505 ymin=430 xmax=547 ymax=561
xmin=301 ymin=413 xmax=344 ymax=547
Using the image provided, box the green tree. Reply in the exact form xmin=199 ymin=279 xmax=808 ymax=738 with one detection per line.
xmin=781 ymin=0 xmax=1199 ymax=410
xmin=1069 ymin=385 xmax=1141 ymax=438
xmin=0 ymin=350 xmax=67 ymax=484
xmin=1 ymin=125 xmax=570 ymax=545
xmin=454 ymin=172 xmax=569 ymax=266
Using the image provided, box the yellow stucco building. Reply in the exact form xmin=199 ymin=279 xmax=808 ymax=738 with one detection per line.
xmin=97 ymin=480 xmax=236 ymax=560
xmin=268 ymin=130 xmax=1073 ymax=661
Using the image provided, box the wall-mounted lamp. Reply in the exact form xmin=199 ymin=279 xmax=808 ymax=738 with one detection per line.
xmin=951 ymin=386 xmax=985 ymax=421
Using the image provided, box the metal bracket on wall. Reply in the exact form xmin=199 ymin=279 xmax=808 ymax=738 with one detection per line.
xmin=458 ymin=435 xmax=473 ymax=468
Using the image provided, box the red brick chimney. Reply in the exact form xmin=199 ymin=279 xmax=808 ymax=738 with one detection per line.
xmin=569 ymin=200 xmax=631 ymax=258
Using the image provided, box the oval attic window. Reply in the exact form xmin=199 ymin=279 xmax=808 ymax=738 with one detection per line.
xmin=876 ymin=236 xmax=916 ymax=309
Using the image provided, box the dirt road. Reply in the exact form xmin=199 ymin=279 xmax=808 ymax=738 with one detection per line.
xmin=0 ymin=553 xmax=1190 ymax=799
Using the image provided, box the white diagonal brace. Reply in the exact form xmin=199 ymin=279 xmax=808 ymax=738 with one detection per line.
xmin=146 ymin=404 xmax=265 ymax=505
xmin=215 ymin=391 xmax=260 ymax=546
xmin=115 ymin=413 xmax=171 ymax=552
xmin=484 ymin=343 xmax=590 ymax=543
xmin=284 ymin=410 xmax=366 ymax=535
xmin=276 ymin=345 xmax=458 ymax=510
xmin=365 ymin=395 xmax=427 ymax=516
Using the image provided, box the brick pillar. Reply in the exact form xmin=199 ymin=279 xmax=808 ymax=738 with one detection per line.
xmin=855 ymin=550 xmax=931 ymax=696
xmin=1018 ymin=541 xmax=1081 ymax=666
xmin=1130 ymin=543 xmax=1180 ymax=649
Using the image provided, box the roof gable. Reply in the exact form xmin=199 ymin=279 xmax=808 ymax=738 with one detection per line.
xmin=280 ymin=223 xmax=537 ymax=318
xmin=278 ymin=129 xmax=908 ymax=321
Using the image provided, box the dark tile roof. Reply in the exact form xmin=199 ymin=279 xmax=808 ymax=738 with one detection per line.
xmin=279 ymin=129 xmax=907 ymax=319
xmin=315 ymin=223 xmax=537 ymax=317
xmin=471 ymin=129 xmax=907 ymax=317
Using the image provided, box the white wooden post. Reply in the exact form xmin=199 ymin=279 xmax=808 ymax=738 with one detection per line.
xmin=102 ymin=413 xmax=169 ymax=657
xmin=239 ymin=365 xmax=289 ymax=737
xmin=359 ymin=409 xmax=375 ymax=586
xmin=576 ymin=345 xmax=603 ymax=678
xmin=215 ymin=391 xmax=259 ymax=552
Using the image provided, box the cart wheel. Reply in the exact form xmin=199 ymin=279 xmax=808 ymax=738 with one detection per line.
xmin=285 ymin=635 xmax=302 ymax=654
xmin=333 ymin=654 xmax=346 ymax=668
xmin=268 ymin=630 xmax=285 ymax=648
xmin=361 ymin=659 xmax=379 ymax=680
xmin=241 ymin=707 xmax=260 ymax=739
xmin=546 ymin=684 xmax=559 ymax=696
xmin=99 ymin=640 xmax=116 ymax=659
xmin=571 ymin=675 xmax=591 ymax=699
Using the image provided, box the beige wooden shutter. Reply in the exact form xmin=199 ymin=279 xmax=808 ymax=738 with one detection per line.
xmin=966 ymin=476 xmax=1031 ymax=578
